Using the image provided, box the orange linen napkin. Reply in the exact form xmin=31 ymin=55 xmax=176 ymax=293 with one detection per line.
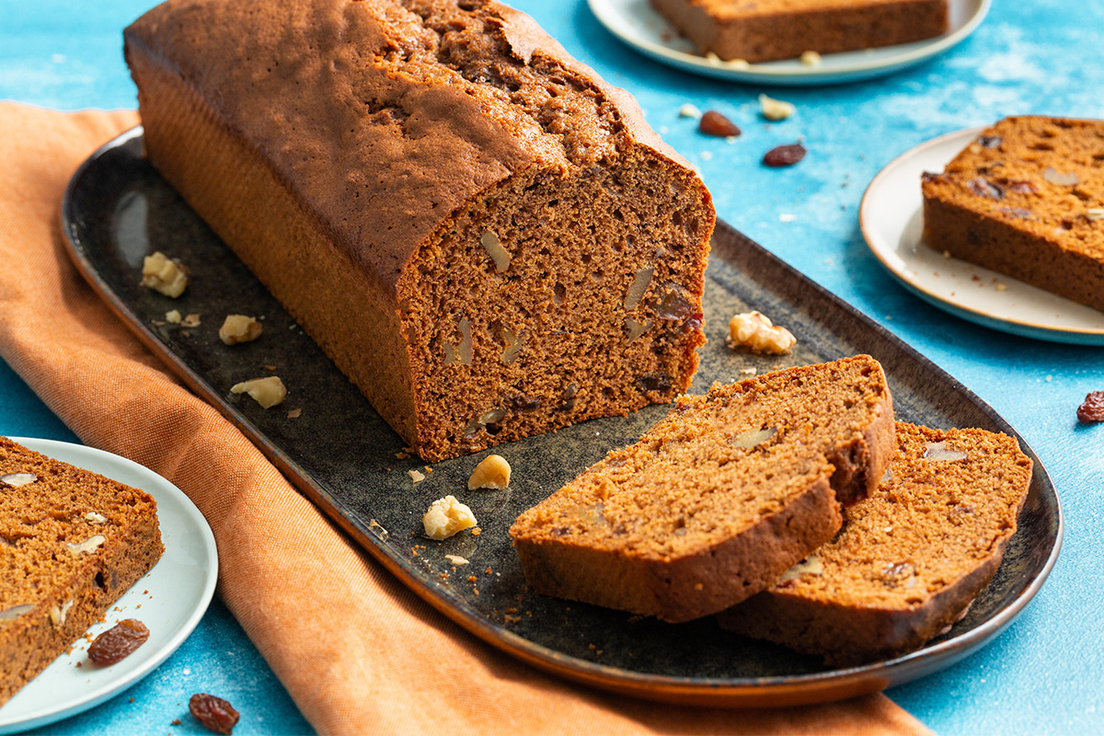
xmin=0 ymin=102 xmax=934 ymax=736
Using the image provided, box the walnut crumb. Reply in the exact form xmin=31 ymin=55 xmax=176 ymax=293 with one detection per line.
xmin=728 ymin=311 xmax=796 ymax=354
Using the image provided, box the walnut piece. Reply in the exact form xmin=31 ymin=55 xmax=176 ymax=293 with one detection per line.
xmin=800 ymin=50 xmax=822 ymax=67
xmin=49 ymin=599 xmax=74 ymax=628
xmin=66 ymin=534 xmax=105 ymax=556
xmin=165 ymin=310 xmax=182 ymax=324
xmin=423 ymin=495 xmax=477 ymax=540
xmin=480 ymin=231 xmax=511 ymax=273
xmin=1 ymin=472 xmax=38 ymax=487
xmin=219 ymin=315 xmax=263 ymax=345
xmin=728 ymin=311 xmax=796 ymax=354
xmin=230 ymin=376 xmax=287 ymax=408
xmin=0 ymin=604 xmax=34 ymax=621
xmin=778 ymin=554 xmax=824 ymax=583
xmin=468 ymin=454 xmax=511 ymax=490
xmin=84 ymin=511 xmax=107 ymax=524
xmin=923 ymin=441 xmax=968 ymax=461
xmin=141 ymin=252 xmax=188 ymax=298
xmin=759 ymin=94 xmax=795 ymax=121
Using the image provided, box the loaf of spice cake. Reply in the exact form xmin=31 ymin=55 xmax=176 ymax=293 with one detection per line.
xmin=650 ymin=0 xmax=948 ymax=64
xmin=922 ymin=116 xmax=1104 ymax=313
xmin=0 ymin=437 xmax=163 ymax=705
xmin=718 ymin=423 xmax=1032 ymax=664
xmin=509 ymin=356 xmax=894 ymax=623
xmin=124 ymin=0 xmax=715 ymax=462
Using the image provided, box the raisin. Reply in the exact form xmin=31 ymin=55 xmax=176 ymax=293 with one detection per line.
xmin=1004 ymin=180 xmax=1038 ymax=195
xmin=966 ymin=177 xmax=1003 ymax=199
xmin=762 ymin=143 xmax=806 ymax=167
xmin=637 ymin=372 xmax=672 ymax=394
xmin=699 ymin=110 xmax=740 ymax=137
xmin=977 ymin=135 xmax=1002 ymax=148
xmin=87 ymin=619 xmax=149 ymax=665
xmin=190 ymin=693 xmax=241 ymax=735
xmin=1077 ymin=391 xmax=1104 ymax=423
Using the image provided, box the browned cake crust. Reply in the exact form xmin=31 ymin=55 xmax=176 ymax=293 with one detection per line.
xmin=124 ymin=0 xmax=715 ymax=462
xmin=0 ymin=437 xmax=163 ymax=705
xmin=509 ymin=356 xmax=894 ymax=623
xmin=921 ymin=116 xmax=1104 ymax=313
xmin=718 ymin=423 xmax=1032 ymax=664
xmin=650 ymin=0 xmax=948 ymax=63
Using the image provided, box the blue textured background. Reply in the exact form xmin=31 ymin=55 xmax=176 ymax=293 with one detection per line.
xmin=2 ymin=1 xmax=1103 ymax=734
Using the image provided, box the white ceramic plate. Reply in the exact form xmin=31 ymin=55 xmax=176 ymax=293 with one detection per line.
xmin=0 ymin=438 xmax=218 ymax=734
xmin=587 ymin=0 xmax=989 ymax=85
xmin=860 ymin=126 xmax=1104 ymax=344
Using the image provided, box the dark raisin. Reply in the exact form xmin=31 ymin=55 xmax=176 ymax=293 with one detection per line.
xmin=699 ymin=110 xmax=740 ymax=137
xmin=189 ymin=693 xmax=240 ymax=735
xmin=637 ymin=372 xmax=672 ymax=394
xmin=1077 ymin=391 xmax=1104 ymax=423
xmin=87 ymin=619 xmax=149 ymax=666
xmin=977 ymin=135 xmax=1002 ymax=148
xmin=998 ymin=207 xmax=1034 ymax=220
xmin=762 ymin=143 xmax=806 ymax=167
xmin=966 ymin=177 xmax=1003 ymax=199
xmin=506 ymin=393 xmax=541 ymax=412
xmin=921 ymin=171 xmax=943 ymax=183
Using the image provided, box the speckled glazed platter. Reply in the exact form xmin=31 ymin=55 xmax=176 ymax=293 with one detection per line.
xmin=60 ymin=128 xmax=1061 ymax=707
xmin=587 ymin=0 xmax=989 ymax=86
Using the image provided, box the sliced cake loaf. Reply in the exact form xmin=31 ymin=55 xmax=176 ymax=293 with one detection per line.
xmin=650 ymin=0 xmax=948 ymax=64
xmin=509 ymin=355 xmax=894 ymax=623
xmin=718 ymin=422 xmax=1032 ymax=664
xmin=0 ymin=438 xmax=163 ymax=704
xmin=124 ymin=0 xmax=714 ymax=462
xmin=922 ymin=116 xmax=1104 ymax=313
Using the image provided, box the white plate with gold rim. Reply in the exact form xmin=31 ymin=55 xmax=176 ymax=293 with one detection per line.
xmin=587 ymin=0 xmax=990 ymax=85
xmin=860 ymin=126 xmax=1104 ymax=344
xmin=0 ymin=438 xmax=217 ymax=734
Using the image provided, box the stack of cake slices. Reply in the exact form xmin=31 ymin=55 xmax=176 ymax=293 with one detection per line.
xmin=510 ymin=356 xmax=1032 ymax=662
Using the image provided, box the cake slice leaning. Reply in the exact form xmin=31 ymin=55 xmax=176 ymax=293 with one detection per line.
xmin=0 ymin=437 xmax=163 ymax=705
xmin=717 ymin=423 xmax=1032 ymax=664
xmin=509 ymin=355 xmax=895 ymax=623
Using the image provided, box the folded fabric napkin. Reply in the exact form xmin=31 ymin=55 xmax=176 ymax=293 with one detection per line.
xmin=0 ymin=102 xmax=933 ymax=736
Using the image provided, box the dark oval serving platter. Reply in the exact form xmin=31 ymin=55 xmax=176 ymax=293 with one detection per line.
xmin=61 ymin=127 xmax=1062 ymax=707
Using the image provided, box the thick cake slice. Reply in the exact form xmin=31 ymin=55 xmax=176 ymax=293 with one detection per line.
xmin=125 ymin=0 xmax=714 ymax=462
xmin=718 ymin=423 xmax=1032 ymax=664
xmin=0 ymin=438 xmax=163 ymax=705
xmin=650 ymin=0 xmax=948 ymax=64
xmin=922 ymin=116 xmax=1104 ymax=313
xmin=509 ymin=356 xmax=894 ymax=623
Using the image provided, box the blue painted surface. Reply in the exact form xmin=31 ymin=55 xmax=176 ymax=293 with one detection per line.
xmin=1 ymin=0 xmax=1102 ymax=733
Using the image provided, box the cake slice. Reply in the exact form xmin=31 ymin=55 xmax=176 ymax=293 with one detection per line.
xmin=922 ymin=116 xmax=1104 ymax=313
xmin=650 ymin=0 xmax=949 ymax=64
xmin=0 ymin=437 xmax=163 ymax=705
xmin=509 ymin=355 xmax=894 ymax=623
xmin=125 ymin=0 xmax=714 ymax=463
xmin=717 ymin=423 xmax=1032 ymax=664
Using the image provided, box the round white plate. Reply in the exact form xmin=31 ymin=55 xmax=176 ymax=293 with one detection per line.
xmin=0 ymin=438 xmax=218 ymax=734
xmin=587 ymin=0 xmax=989 ymax=85
xmin=860 ymin=126 xmax=1104 ymax=344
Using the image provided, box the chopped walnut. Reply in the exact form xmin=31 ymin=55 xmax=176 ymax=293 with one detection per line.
xmin=480 ymin=231 xmax=511 ymax=273
xmin=84 ymin=511 xmax=107 ymax=524
xmin=758 ymin=94 xmax=795 ymax=121
xmin=0 ymin=604 xmax=34 ymax=621
xmin=423 ymin=495 xmax=477 ymax=540
xmin=219 ymin=315 xmax=263 ymax=345
xmin=468 ymin=454 xmax=511 ymax=490
xmin=165 ymin=310 xmax=182 ymax=324
xmin=1 ymin=472 xmax=37 ymax=487
xmin=230 ymin=376 xmax=287 ymax=408
xmin=66 ymin=535 xmax=105 ymax=556
xmin=49 ymin=599 xmax=75 ymax=628
xmin=140 ymin=252 xmax=188 ymax=298
xmin=728 ymin=311 xmax=796 ymax=354
xmin=923 ymin=441 xmax=968 ymax=461
xmin=800 ymin=50 xmax=822 ymax=67
xmin=778 ymin=554 xmax=824 ymax=583
xmin=408 ymin=469 xmax=426 ymax=483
